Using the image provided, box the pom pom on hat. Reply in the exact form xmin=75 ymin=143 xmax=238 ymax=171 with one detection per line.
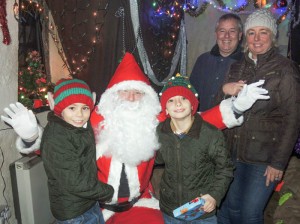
xmin=244 ymin=9 xmax=277 ymax=36
xmin=53 ymin=78 xmax=94 ymax=116
xmin=159 ymin=74 xmax=199 ymax=116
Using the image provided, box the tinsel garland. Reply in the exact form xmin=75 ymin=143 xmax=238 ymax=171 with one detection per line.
xmin=130 ymin=0 xmax=187 ymax=86
xmin=0 ymin=0 xmax=11 ymax=45
xmin=187 ymin=2 xmax=209 ymax=17
xmin=290 ymin=0 xmax=300 ymax=28
xmin=215 ymin=0 xmax=226 ymax=8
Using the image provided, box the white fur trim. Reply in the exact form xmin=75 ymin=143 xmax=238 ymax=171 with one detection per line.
xmin=125 ymin=164 xmax=140 ymax=200
xmin=105 ymin=158 xmax=141 ymax=202
xmin=15 ymin=126 xmax=43 ymax=154
xmin=96 ymin=132 xmax=109 ymax=160
xmin=102 ymin=209 xmax=115 ymax=221
xmin=133 ymin=197 xmax=160 ymax=210
xmin=102 ymin=197 xmax=160 ymax=221
xmin=107 ymin=158 xmax=123 ymax=203
xmin=99 ymin=80 xmax=161 ymax=115
xmin=220 ymin=98 xmax=244 ymax=128
xmin=104 ymin=81 xmax=157 ymax=101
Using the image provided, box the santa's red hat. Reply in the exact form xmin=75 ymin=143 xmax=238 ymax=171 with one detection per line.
xmin=107 ymin=53 xmax=150 ymax=89
xmin=93 ymin=52 xmax=161 ymax=118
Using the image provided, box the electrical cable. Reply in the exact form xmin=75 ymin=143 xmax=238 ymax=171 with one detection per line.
xmin=0 ymin=146 xmax=11 ymax=223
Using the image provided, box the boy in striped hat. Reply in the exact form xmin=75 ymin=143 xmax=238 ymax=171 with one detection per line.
xmin=40 ymin=78 xmax=114 ymax=223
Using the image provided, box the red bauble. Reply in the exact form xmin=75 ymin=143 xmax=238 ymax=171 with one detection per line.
xmin=33 ymin=99 xmax=43 ymax=109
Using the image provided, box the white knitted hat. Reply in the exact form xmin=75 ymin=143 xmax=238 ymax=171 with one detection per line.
xmin=244 ymin=9 xmax=277 ymax=36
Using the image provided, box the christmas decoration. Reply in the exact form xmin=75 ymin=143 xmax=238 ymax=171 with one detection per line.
xmin=139 ymin=0 xmax=185 ymax=85
xmin=46 ymin=0 xmax=109 ymax=76
xmin=162 ymin=0 xmax=290 ymax=21
xmin=0 ymin=0 xmax=11 ymax=45
xmin=186 ymin=2 xmax=210 ymax=17
xmin=288 ymin=0 xmax=300 ymax=65
xmin=293 ymin=135 xmax=300 ymax=158
xmin=19 ymin=0 xmax=292 ymax=96
xmin=277 ymin=0 xmax=288 ymax=8
xmin=18 ymin=50 xmax=53 ymax=110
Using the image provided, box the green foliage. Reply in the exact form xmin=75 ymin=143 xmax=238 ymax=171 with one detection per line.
xmin=278 ymin=192 xmax=293 ymax=206
xmin=18 ymin=51 xmax=52 ymax=110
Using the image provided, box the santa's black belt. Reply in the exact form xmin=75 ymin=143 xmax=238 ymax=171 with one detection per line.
xmin=99 ymin=196 xmax=140 ymax=212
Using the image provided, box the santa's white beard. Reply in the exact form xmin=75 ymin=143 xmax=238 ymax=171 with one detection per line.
xmin=96 ymin=94 xmax=161 ymax=166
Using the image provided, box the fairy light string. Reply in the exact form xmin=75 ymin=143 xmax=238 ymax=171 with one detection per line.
xmin=15 ymin=0 xmax=293 ymax=81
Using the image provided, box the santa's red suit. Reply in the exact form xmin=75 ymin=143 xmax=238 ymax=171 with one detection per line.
xmin=89 ymin=53 xmax=242 ymax=223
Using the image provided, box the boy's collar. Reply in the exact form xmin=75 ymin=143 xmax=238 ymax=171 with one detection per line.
xmin=170 ymin=116 xmax=195 ymax=135
xmin=83 ymin=122 xmax=88 ymax=128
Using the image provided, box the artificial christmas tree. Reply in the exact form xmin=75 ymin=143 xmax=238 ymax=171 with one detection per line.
xmin=18 ymin=50 xmax=53 ymax=111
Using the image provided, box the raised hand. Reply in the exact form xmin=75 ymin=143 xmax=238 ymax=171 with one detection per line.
xmin=222 ymin=80 xmax=246 ymax=96
xmin=233 ymin=80 xmax=270 ymax=113
xmin=1 ymin=102 xmax=39 ymax=141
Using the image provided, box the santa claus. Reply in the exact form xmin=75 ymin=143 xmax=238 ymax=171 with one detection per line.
xmin=89 ymin=53 xmax=164 ymax=223
xmin=86 ymin=52 xmax=268 ymax=223
xmin=2 ymin=53 xmax=269 ymax=224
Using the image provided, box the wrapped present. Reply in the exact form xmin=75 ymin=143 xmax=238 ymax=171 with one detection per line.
xmin=173 ymin=197 xmax=205 ymax=221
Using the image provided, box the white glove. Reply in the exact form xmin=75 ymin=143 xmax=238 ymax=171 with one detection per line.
xmin=1 ymin=102 xmax=39 ymax=141
xmin=233 ymin=80 xmax=270 ymax=113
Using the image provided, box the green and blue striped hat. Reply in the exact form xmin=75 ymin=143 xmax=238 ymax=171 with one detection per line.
xmin=53 ymin=78 xmax=94 ymax=116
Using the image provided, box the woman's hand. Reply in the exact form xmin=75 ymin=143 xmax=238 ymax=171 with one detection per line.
xmin=264 ymin=165 xmax=284 ymax=187
xmin=223 ymin=80 xmax=245 ymax=96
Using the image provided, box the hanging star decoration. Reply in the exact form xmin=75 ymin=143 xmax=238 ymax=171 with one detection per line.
xmin=0 ymin=0 xmax=11 ymax=45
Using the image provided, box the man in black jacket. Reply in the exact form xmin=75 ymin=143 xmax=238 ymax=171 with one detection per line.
xmin=190 ymin=13 xmax=243 ymax=112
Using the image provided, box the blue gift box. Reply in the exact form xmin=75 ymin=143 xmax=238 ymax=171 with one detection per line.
xmin=173 ymin=197 xmax=205 ymax=221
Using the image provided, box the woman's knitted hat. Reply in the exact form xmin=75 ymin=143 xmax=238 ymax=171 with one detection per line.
xmin=159 ymin=74 xmax=199 ymax=116
xmin=53 ymin=78 xmax=94 ymax=116
xmin=244 ymin=9 xmax=277 ymax=36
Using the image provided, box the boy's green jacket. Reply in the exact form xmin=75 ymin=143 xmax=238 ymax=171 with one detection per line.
xmin=40 ymin=112 xmax=114 ymax=220
xmin=156 ymin=114 xmax=234 ymax=219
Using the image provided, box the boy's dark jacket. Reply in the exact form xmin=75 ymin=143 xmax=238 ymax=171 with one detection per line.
xmin=40 ymin=112 xmax=114 ymax=220
xmin=155 ymin=114 xmax=234 ymax=219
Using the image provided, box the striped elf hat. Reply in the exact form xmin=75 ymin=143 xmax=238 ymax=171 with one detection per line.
xmin=53 ymin=78 xmax=94 ymax=116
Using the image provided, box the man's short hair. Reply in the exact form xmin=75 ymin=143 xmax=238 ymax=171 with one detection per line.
xmin=215 ymin=13 xmax=243 ymax=32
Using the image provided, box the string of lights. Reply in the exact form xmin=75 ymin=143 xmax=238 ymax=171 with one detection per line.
xmin=49 ymin=0 xmax=110 ymax=76
xmin=135 ymin=0 xmax=187 ymax=85
xmin=13 ymin=0 xmax=109 ymax=76
xmin=150 ymin=0 xmax=291 ymax=22
xmin=13 ymin=0 xmax=293 ymax=81
xmin=47 ymin=11 xmax=71 ymax=76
